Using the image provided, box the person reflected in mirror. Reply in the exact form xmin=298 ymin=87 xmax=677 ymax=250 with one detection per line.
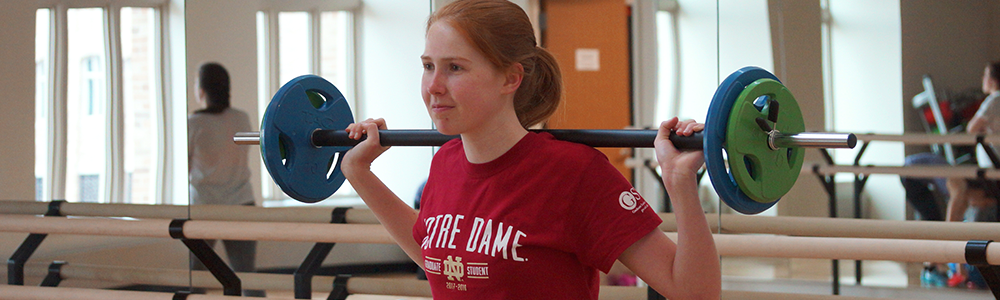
xmin=188 ymin=62 xmax=265 ymax=297
xmin=935 ymin=61 xmax=1000 ymax=290
xmin=946 ymin=61 xmax=1000 ymax=224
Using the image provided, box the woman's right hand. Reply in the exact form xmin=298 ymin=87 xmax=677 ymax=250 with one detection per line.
xmin=341 ymin=118 xmax=390 ymax=178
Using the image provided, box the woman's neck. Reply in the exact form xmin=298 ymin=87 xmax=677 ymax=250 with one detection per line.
xmin=460 ymin=114 xmax=528 ymax=164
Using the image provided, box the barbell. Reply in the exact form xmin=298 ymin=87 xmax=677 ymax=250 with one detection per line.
xmin=234 ymin=67 xmax=856 ymax=214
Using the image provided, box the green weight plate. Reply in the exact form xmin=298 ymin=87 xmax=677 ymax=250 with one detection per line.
xmin=725 ymin=78 xmax=805 ymax=204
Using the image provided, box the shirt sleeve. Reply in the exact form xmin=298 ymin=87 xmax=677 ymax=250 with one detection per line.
xmin=187 ymin=116 xmax=198 ymax=168
xmin=572 ymin=154 xmax=663 ymax=273
xmin=981 ymin=95 xmax=1000 ymax=125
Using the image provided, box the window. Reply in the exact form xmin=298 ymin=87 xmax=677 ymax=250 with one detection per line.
xmin=257 ymin=9 xmax=356 ymax=205
xmin=650 ymin=0 xmax=774 ymax=214
xmin=81 ymin=56 xmax=103 ymax=116
xmin=79 ymin=174 xmax=100 ymax=202
xmin=654 ymin=0 xmax=773 ymax=123
xmin=654 ymin=4 xmax=678 ymax=123
xmin=121 ymin=6 xmax=160 ymax=205
xmin=278 ymin=12 xmax=310 ymax=86
xmin=35 ymin=8 xmax=51 ymax=201
xmin=820 ymin=0 xmax=904 ymax=220
xmin=319 ymin=11 xmax=353 ymax=94
xmin=35 ymin=2 xmax=168 ymax=204
xmin=66 ymin=8 xmax=109 ymax=203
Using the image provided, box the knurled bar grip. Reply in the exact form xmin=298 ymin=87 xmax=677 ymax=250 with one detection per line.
xmin=311 ymin=129 xmax=701 ymax=149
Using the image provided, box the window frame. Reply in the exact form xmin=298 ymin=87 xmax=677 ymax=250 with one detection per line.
xmin=35 ymin=0 xmax=171 ymax=204
xmin=256 ymin=6 xmax=361 ymax=206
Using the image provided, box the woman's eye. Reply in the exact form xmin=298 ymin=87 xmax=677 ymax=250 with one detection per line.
xmin=423 ymin=63 xmax=433 ymax=71
xmin=450 ymin=64 xmax=462 ymax=71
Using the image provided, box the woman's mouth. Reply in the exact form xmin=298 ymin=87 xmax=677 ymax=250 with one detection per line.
xmin=431 ymin=104 xmax=454 ymax=113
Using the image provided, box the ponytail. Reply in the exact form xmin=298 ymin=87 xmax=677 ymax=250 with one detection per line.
xmin=514 ymin=47 xmax=562 ymax=128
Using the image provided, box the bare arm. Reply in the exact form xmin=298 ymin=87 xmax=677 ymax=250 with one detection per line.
xmin=968 ymin=115 xmax=988 ymax=134
xmin=946 ymin=177 xmax=969 ymax=222
xmin=619 ymin=118 xmax=720 ymax=300
xmin=348 ymin=169 xmax=423 ymax=264
xmin=342 ymin=118 xmax=424 ymax=265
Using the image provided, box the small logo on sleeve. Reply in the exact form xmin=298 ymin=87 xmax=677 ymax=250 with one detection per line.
xmin=619 ymin=190 xmax=638 ymax=210
xmin=619 ymin=188 xmax=648 ymax=213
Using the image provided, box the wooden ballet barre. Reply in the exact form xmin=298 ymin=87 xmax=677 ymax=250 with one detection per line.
xmin=688 ymin=232 xmax=995 ymax=264
xmin=0 ymin=214 xmax=393 ymax=244
xmin=0 ymin=200 xmax=380 ymax=224
xmin=855 ymin=133 xmax=1000 ymax=145
xmin=0 ymin=285 xmax=289 ymax=300
xmin=21 ymin=262 xmax=433 ymax=298
xmin=17 ymin=262 xmax=884 ymax=300
xmin=658 ymin=213 xmax=1000 ymax=241
xmin=808 ymin=164 xmax=1000 ymax=179
xmin=8 ymin=201 xmax=1000 ymax=242
xmin=2 ymin=214 xmax=998 ymax=264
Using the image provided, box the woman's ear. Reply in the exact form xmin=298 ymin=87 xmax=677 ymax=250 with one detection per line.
xmin=196 ymin=87 xmax=207 ymax=105
xmin=502 ymin=63 xmax=525 ymax=95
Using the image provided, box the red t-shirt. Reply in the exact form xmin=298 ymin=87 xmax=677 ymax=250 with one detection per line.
xmin=414 ymin=132 xmax=663 ymax=299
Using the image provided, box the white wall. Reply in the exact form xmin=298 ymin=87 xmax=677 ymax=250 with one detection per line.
xmin=0 ymin=1 xmax=38 ymax=200
xmin=828 ymin=0 xmax=906 ymax=220
xmin=672 ymin=0 xmax=774 ymax=122
xmin=357 ymin=0 xmax=434 ymax=205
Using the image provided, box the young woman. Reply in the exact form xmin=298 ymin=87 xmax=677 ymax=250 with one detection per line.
xmin=341 ymin=1 xmax=719 ymax=299
xmin=947 ymin=61 xmax=1000 ymax=224
xmin=187 ymin=62 xmax=264 ymax=296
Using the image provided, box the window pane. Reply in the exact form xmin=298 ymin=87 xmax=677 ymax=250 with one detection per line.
xmin=320 ymin=11 xmax=350 ymax=97
xmin=66 ymin=8 xmax=108 ymax=203
xmin=320 ymin=11 xmax=356 ymax=197
xmin=273 ymin=11 xmax=310 ymax=202
xmin=259 ymin=11 xmax=359 ymax=204
xmin=654 ymin=10 xmax=677 ymax=124
xmin=122 ymin=7 xmax=159 ymax=205
xmin=279 ymin=12 xmax=309 ymax=85
xmin=35 ymin=8 xmax=51 ymax=201
xmin=256 ymin=11 xmax=273 ymax=200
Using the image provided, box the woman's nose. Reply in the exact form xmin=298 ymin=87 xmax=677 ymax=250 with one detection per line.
xmin=426 ymin=71 xmax=446 ymax=95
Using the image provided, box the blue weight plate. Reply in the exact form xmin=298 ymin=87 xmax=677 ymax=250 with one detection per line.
xmin=260 ymin=75 xmax=354 ymax=202
xmin=704 ymin=67 xmax=780 ymax=214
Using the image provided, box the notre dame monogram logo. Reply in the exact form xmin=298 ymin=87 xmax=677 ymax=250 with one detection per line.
xmin=443 ymin=255 xmax=464 ymax=281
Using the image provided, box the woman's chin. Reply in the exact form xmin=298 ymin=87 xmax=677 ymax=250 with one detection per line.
xmin=435 ymin=127 xmax=461 ymax=136
xmin=431 ymin=120 xmax=462 ymax=136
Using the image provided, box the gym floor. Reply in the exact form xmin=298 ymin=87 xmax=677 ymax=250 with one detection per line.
xmin=721 ymin=257 xmax=992 ymax=299
xmin=191 ymin=258 xmax=993 ymax=299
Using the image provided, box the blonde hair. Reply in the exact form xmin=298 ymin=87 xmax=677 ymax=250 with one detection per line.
xmin=429 ymin=0 xmax=563 ymax=129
